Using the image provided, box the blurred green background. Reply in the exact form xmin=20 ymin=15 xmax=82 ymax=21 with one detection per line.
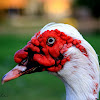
xmin=0 ymin=0 xmax=100 ymax=100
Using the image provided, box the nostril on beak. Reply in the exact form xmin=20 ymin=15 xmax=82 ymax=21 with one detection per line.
xmin=20 ymin=58 xmax=28 ymax=66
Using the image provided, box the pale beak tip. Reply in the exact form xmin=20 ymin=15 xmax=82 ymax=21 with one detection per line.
xmin=1 ymin=74 xmax=6 ymax=85
xmin=1 ymin=80 xmax=4 ymax=85
xmin=1 ymin=65 xmax=27 ymax=85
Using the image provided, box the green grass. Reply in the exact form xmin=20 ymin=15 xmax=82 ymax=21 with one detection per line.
xmin=0 ymin=33 xmax=100 ymax=100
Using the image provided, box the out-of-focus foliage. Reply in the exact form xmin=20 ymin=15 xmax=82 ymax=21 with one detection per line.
xmin=60 ymin=18 xmax=78 ymax=28
xmin=74 ymin=0 xmax=100 ymax=18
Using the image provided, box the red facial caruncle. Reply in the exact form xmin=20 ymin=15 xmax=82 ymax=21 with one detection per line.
xmin=14 ymin=29 xmax=88 ymax=73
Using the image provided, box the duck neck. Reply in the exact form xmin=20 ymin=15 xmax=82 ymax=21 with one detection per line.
xmin=62 ymin=79 xmax=97 ymax=100
xmin=64 ymin=81 xmax=79 ymax=100
xmin=57 ymin=47 xmax=99 ymax=100
xmin=63 ymin=81 xmax=85 ymax=100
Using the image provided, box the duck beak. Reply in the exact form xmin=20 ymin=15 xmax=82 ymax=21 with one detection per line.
xmin=1 ymin=65 xmax=27 ymax=84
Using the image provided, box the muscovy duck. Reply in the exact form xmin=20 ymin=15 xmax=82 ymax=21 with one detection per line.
xmin=2 ymin=23 xmax=99 ymax=100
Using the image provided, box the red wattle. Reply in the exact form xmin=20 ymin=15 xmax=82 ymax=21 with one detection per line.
xmin=14 ymin=49 xmax=28 ymax=63
xmin=33 ymin=54 xmax=55 ymax=66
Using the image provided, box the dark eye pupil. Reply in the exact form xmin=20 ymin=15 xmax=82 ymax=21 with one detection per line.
xmin=49 ymin=39 xmax=53 ymax=42
xmin=47 ymin=37 xmax=55 ymax=46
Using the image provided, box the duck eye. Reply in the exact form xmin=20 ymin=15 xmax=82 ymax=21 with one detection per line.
xmin=47 ymin=37 xmax=55 ymax=45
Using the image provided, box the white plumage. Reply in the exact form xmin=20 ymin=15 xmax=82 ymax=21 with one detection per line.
xmin=41 ymin=23 xmax=99 ymax=100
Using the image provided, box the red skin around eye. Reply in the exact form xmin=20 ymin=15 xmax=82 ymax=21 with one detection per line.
xmin=38 ymin=31 xmax=66 ymax=58
xmin=48 ymin=43 xmax=63 ymax=58
xmin=42 ymin=47 xmax=49 ymax=55
xmin=14 ymin=29 xmax=88 ymax=72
